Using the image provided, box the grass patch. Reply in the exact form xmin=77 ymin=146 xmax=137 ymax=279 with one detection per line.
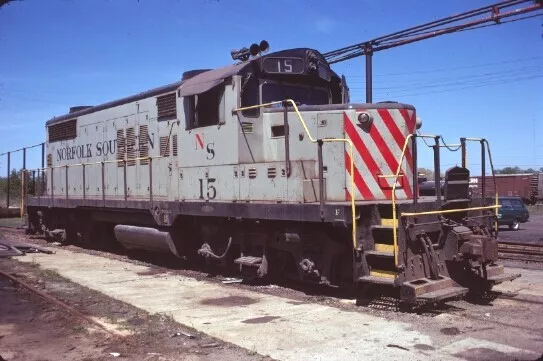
xmin=41 ymin=268 xmax=61 ymax=279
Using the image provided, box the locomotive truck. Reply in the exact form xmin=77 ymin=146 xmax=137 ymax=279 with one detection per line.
xmin=24 ymin=42 xmax=519 ymax=304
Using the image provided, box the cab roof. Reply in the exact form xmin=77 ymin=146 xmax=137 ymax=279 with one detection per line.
xmin=46 ymin=48 xmax=336 ymax=127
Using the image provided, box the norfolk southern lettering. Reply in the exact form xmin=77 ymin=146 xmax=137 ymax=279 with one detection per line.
xmin=56 ymin=140 xmax=117 ymax=161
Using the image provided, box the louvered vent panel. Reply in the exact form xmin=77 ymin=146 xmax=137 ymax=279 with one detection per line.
xmin=139 ymin=125 xmax=149 ymax=165
xmin=160 ymin=136 xmax=170 ymax=157
xmin=172 ymin=134 xmax=178 ymax=157
xmin=241 ymin=122 xmax=254 ymax=133
xmin=248 ymin=167 xmax=257 ymax=179
xmin=125 ymin=127 xmax=136 ymax=166
xmin=48 ymin=119 xmax=77 ymax=142
xmin=267 ymin=166 xmax=276 ymax=178
xmin=47 ymin=154 xmax=53 ymax=167
xmin=116 ymin=129 xmax=125 ymax=167
xmin=156 ymin=93 xmax=177 ymax=120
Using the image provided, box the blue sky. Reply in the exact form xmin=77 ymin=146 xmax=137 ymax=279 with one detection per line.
xmin=0 ymin=0 xmax=541 ymax=174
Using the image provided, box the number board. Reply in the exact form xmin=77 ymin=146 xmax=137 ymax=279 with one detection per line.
xmin=262 ymin=57 xmax=305 ymax=74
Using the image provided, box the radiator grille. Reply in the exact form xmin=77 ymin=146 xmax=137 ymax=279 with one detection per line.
xmin=139 ymin=125 xmax=149 ymax=165
xmin=160 ymin=136 xmax=170 ymax=157
xmin=157 ymin=93 xmax=177 ymax=121
xmin=48 ymin=119 xmax=77 ymax=142
xmin=126 ymin=127 xmax=136 ymax=166
xmin=116 ymin=129 xmax=125 ymax=167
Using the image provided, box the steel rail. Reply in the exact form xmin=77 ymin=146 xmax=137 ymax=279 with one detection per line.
xmin=0 ymin=268 xmax=129 ymax=340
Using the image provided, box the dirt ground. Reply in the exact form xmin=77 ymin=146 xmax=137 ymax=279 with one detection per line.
xmin=0 ymin=258 xmax=275 ymax=361
xmin=1 ymin=226 xmax=543 ymax=361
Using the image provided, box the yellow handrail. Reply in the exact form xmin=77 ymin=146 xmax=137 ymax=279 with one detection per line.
xmin=391 ymin=135 xmax=501 ymax=268
xmin=233 ymin=100 xmax=358 ymax=251
xmin=401 ymin=205 xmax=500 ymax=217
xmin=391 ymin=134 xmax=414 ymax=267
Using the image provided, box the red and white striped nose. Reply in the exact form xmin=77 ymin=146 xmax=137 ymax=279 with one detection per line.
xmin=344 ymin=107 xmax=417 ymax=201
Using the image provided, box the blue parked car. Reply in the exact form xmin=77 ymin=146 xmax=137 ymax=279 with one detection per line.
xmin=497 ymin=197 xmax=530 ymax=231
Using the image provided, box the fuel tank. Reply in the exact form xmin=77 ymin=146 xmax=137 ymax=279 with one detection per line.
xmin=113 ymin=225 xmax=179 ymax=257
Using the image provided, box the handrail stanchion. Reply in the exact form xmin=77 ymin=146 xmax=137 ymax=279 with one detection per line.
xmin=101 ymin=161 xmax=105 ymax=205
xmin=483 ymin=139 xmax=499 ymax=234
xmin=481 ymin=140 xmax=486 ymax=207
xmin=123 ymin=159 xmax=128 ymax=201
xmin=65 ymin=165 xmax=69 ymax=203
xmin=463 ymin=137 xmax=498 ymax=233
xmin=317 ymin=139 xmax=325 ymax=220
xmin=391 ymin=134 xmax=413 ymax=268
xmin=41 ymin=143 xmax=45 ymax=196
xmin=433 ymin=136 xmax=441 ymax=209
xmin=411 ymin=134 xmax=418 ymax=220
xmin=37 ymin=169 xmax=41 ymax=202
xmin=460 ymin=137 xmax=467 ymax=168
xmin=82 ymin=164 xmax=86 ymax=201
xmin=20 ymin=170 xmax=25 ymax=219
xmin=6 ymin=151 xmax=10 ymax=208
xmin=149 ymin=157 xmax=153 ymax=203
xmin=32 ymin=170 xmax=36 ymax=197
xmin=282 ymin=101 xmax=291 ymax=177
xmin=50 ymin=166 xmax=54 ymax=204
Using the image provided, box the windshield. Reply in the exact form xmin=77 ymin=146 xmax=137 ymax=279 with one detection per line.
xmin=262 ymin=82 xmax=330 ymax=106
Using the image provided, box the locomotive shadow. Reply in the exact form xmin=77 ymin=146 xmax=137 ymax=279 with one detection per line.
xmin=355 ymin=286 xmax=467 ymax=315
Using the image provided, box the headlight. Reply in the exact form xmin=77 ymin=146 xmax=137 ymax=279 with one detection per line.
xmin=357 ymin=112 xmax=373 ymax=132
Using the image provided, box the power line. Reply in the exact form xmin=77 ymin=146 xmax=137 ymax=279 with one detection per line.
xmin=351 ymin=74 xmax=542 ymax=99
xmin=344 ymin=56 xmax=543 ymax=78
xmin=324 ymin=0 xmax=542 ymax=64
xmin=348 ymin=66 xmax=543 ymax=91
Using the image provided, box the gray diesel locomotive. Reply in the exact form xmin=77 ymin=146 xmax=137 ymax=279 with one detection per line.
xmin=25 ymin=42 xmax=519 ymax=304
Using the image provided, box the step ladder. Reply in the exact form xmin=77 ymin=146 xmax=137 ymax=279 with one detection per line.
xmin=358 ymin=206 xmax=469 ymax=304
xmin=234 ymin=256 xmax=263 ymax=267
xmin=359 ymin=205 xmax=400 ymax=286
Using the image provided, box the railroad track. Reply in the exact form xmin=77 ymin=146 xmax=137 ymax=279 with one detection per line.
xmin=4 ymin=225 xmax=543 ymax=263
xmin=498 ymin=241 xmax=543 ymax=263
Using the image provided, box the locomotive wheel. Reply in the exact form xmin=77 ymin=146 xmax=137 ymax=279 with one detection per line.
xmin=509 ymin=219 xmax=520 ymax=231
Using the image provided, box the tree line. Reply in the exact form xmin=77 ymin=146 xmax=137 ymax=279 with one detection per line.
xmin=0 ymin=169 xmax=46 ymax=207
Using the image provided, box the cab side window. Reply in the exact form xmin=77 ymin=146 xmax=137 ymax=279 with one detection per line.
xmin=240 ymin=73 xmax=260 ymax=117
xmin=185 ymin=84 xmax=224 ymax=129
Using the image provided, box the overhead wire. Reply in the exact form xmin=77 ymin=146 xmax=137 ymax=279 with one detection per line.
xmin=351 ymin=73 xmax=542 ymax=99
xmin=347 ymin=66 xmax=543 ymax=91
xmin=323 ymin=0 xmax=542 ymax=64
xmin=344 ymin=56 xmax=543 ymax=78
